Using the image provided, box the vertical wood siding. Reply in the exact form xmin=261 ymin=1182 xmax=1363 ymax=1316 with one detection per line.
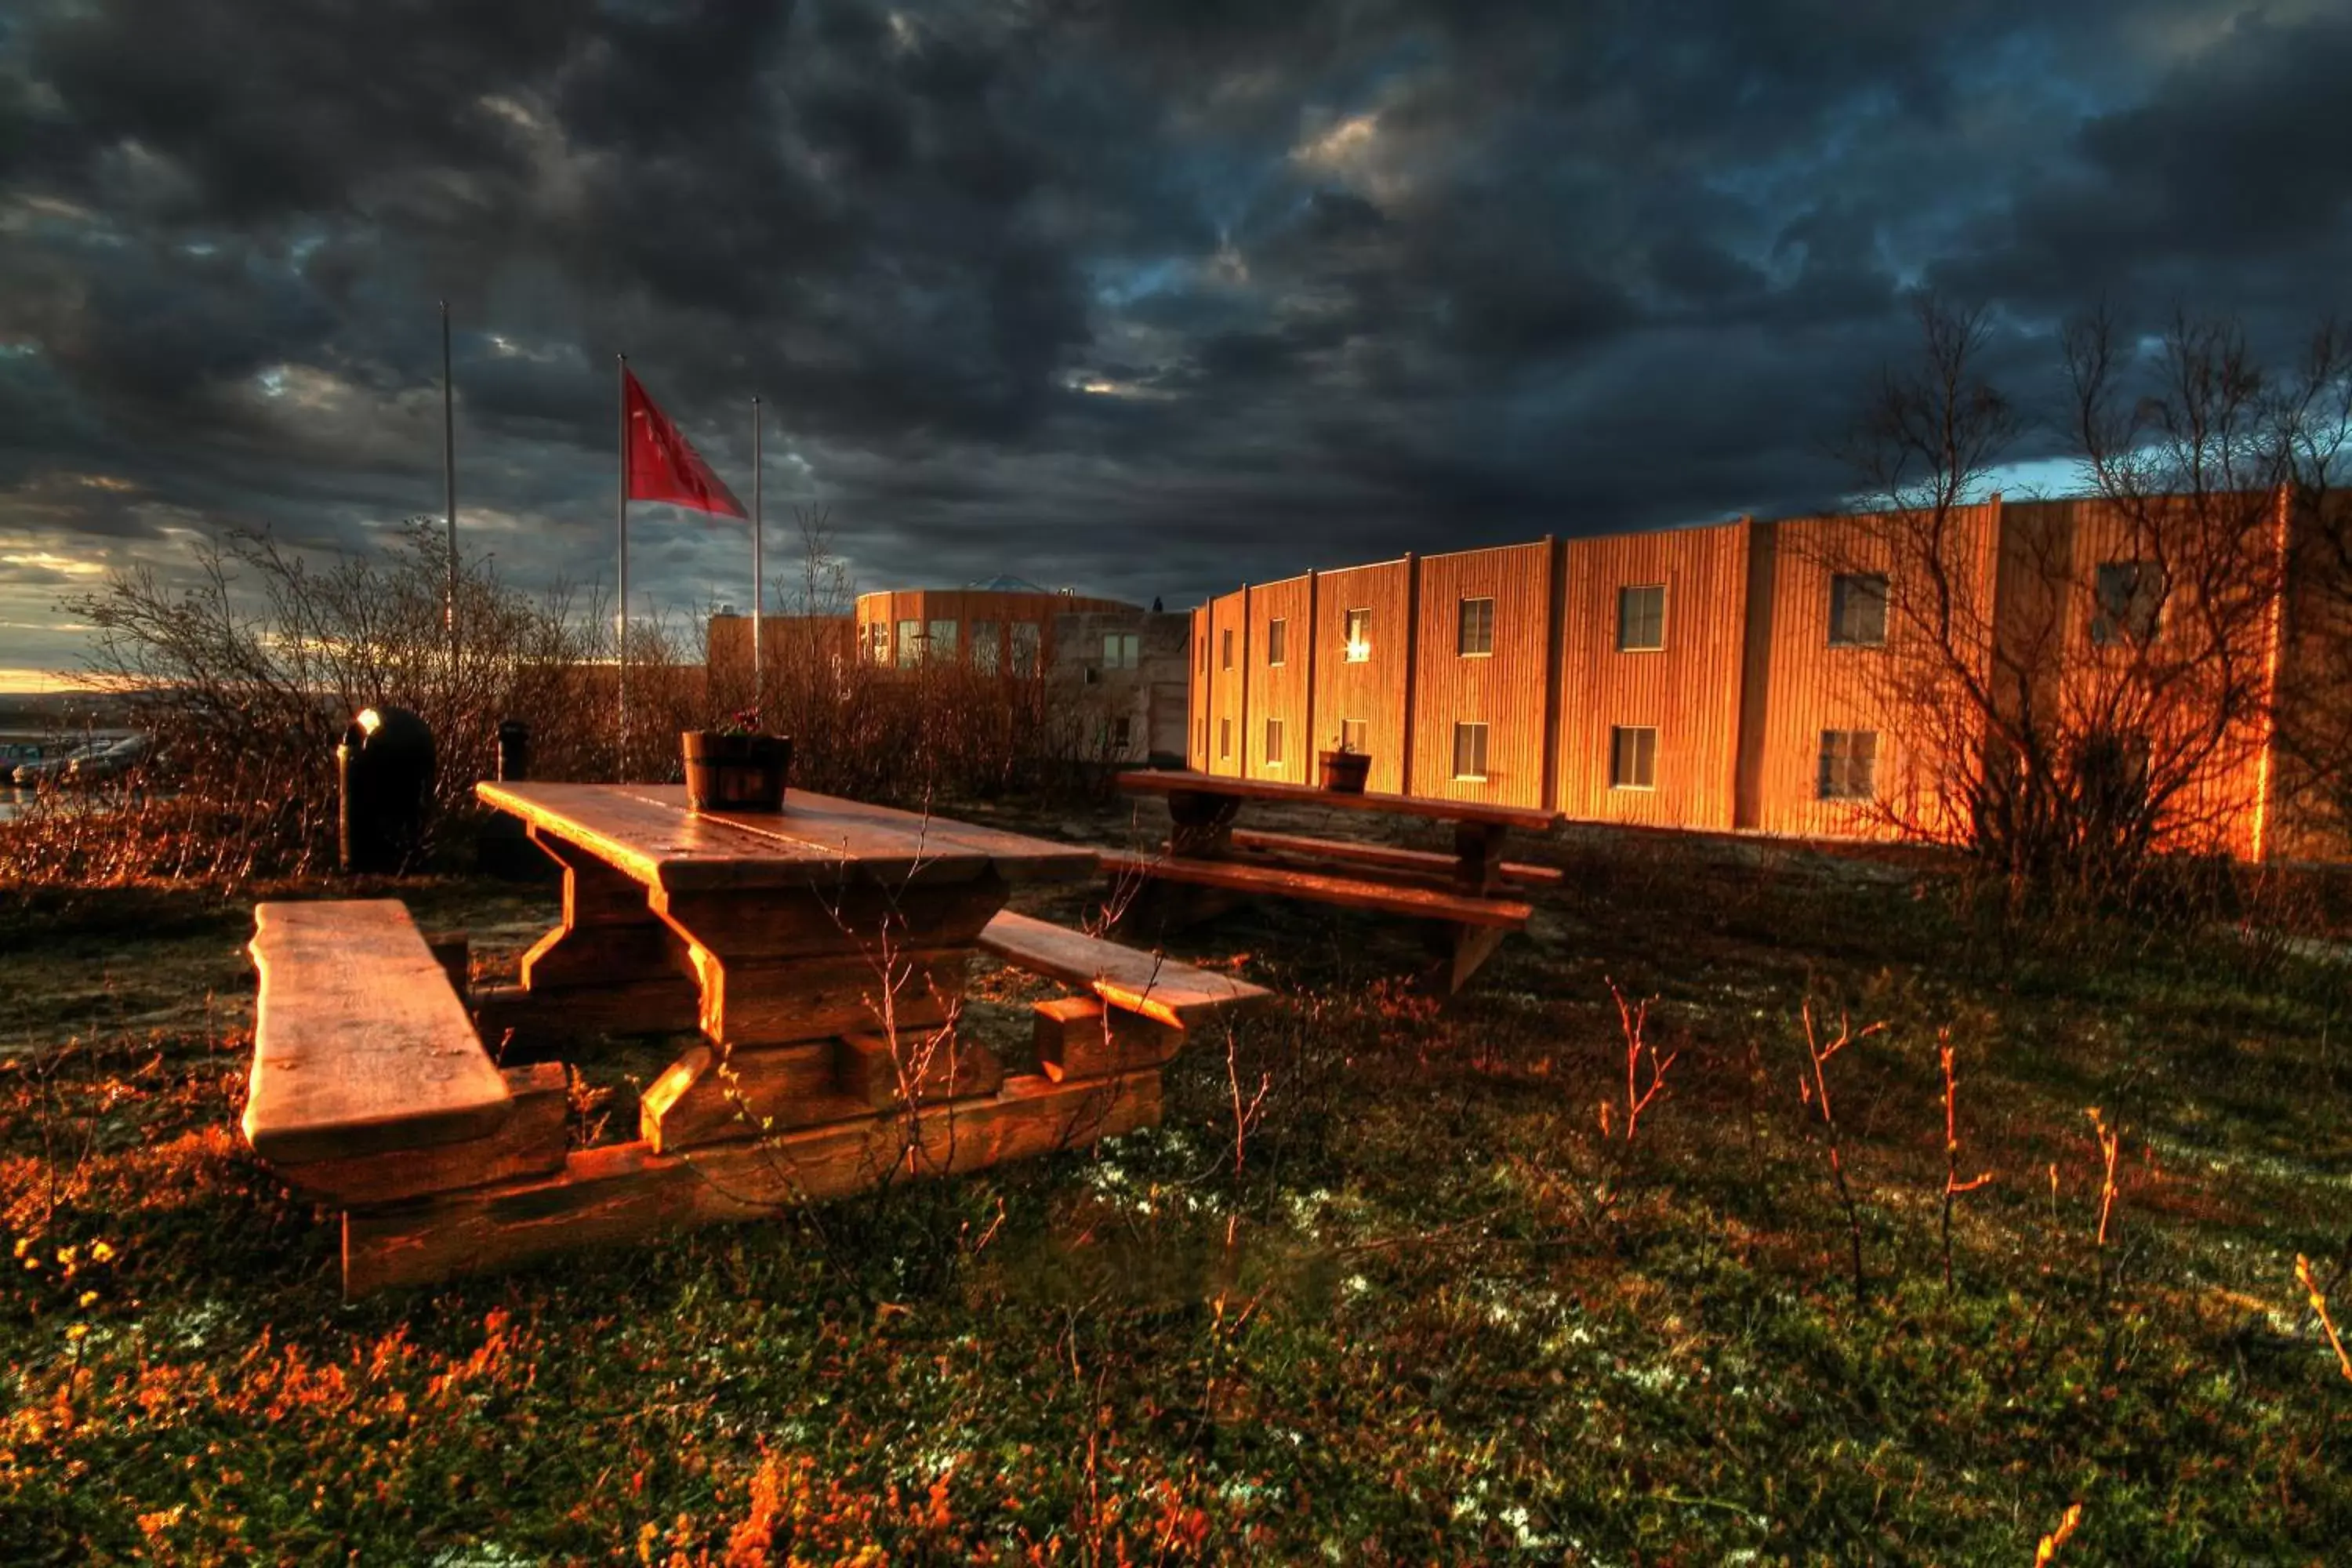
xmin=1407 ymin=541 xmax=1555 ymax=808
xmin=1748 ymin=506 xmax=2001 ymax=842
xmin=1188 ymin=606 xmax=1211 ymax=771
xmin=1242 ymin=575 xmax=1314 ymax=782
xmin=1309 ymin=559 xmax=1412 ymax=793
xmin=1207 ymin=590 xmax=1248 ymax=778
xmin=1557 ymin=521 xmax=1749 ymax=828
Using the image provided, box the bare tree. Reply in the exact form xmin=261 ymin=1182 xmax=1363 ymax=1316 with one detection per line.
xmin=1842 ymin=296 xmax=2351 ymax=893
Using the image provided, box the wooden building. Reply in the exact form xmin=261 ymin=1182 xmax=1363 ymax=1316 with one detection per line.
xmin=1310 ymin=557 xmax=1414 ymax=794
xmin=1406 ymin=542 xmax=1558 ymax=809
xmin=1558 ymin=521 xmax=1750 ymax=829
xmin=1188 ymin=490 xmax=2342 ymax=865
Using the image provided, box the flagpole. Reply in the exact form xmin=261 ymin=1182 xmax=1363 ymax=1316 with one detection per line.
xmin=616 ymin=354 xmax=630 ymax=782
xmin=751 ymin=395 xmax=763 ymax=719
xmin=441 ymin=301 xmax=458 ymax=676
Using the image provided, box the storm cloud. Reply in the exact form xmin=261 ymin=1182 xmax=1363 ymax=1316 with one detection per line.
xmin=2 ymin=0 xmax=2348 ymax=681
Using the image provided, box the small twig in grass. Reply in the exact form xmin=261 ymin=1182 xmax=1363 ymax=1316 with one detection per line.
xmin=1937 ymin=1030 xmax=1994 ymax=1294
xmin=2296 ymin=1254 xmax=2352 ymax=1383
xmin=1606 ymin=977 xmax=1681 ymax=1148
xmin=1800 ymin=1000 xmax=1886 ymax=1304
xmin=2086 ymin=1107 xmax=2122 ymax=1287
xmin=2034 ymin=1500 xmax=2083 ymax=1563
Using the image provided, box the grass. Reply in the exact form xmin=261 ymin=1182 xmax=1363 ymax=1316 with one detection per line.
xmin=2 ymin=806 xmax=2348 ymax=1564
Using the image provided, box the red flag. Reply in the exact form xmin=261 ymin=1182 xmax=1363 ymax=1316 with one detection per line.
xmin=623 ymin=368 xmax=746 ymax=518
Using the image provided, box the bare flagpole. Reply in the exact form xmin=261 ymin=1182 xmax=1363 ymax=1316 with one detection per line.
xmin=616 ymin=354 xmax=630 ymax=782
xmin=751 ymin=395 xmax=764 ymax=718
xmin=441 ymin=300 xmax=458 ymax=674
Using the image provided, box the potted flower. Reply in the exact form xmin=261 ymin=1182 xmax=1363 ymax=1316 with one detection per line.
xmin=1319 ymin=731 xmax=1372 ymax=794
xmin=682 ymin=708 xmax=792 ymax=813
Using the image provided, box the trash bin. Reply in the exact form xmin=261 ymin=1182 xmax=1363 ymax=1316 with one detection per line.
xmin=496 ymin=719 xmax=531 ymax=782
xmin=336 ymin=705 xmax=436 ymax=874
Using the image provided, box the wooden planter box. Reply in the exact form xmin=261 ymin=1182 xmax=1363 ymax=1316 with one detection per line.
xmin=682 ymin=732 xmax=791 ymax=812
xmin=1319 ymin=750 xmax=1371 ymax=793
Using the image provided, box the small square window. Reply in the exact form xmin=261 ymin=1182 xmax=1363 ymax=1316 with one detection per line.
xmin=1343 ymin=608 xmax=1372 ymax=662
xmin=1828 ymin=573 xmax=1889 ymax=648
xmin=1266 ymin=618 xmax=1288 ymax=666
xmin=1339 ymin=717 xmax=1367 ymax=753
xmin=1452 ymin=721 xmax=1489 ymax=781
xmin=1265 ymin=717 xmax=1285 ymax=767
xmin=1617 ymin=585 xmax=1665 ymax=652
xmin=1610 ymin=725 xmax=1657 ymax=790
xmin=1818 ymin=730 xmax=1879 ymax=800
xmin=2092 ymin=561 xmax=2162 ymax=645
xmin=1457 ymin=597 xmax=1495 ymax=656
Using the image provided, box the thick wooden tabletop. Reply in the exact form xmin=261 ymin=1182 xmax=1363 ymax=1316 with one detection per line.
xmin=477 ymin=782 xmax=1100 ymax=893
xmin=1115 ymin=769 xmax=1560 ymax=833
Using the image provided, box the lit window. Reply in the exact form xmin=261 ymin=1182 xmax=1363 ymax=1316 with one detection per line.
xmin=2092 ymin=561 xmax=2162 ymax=645
xmin=1452 ymin=721 xmax=1489 ymax=782
xmin=1828 ymin=573 xmax=1889 ymax=648
xmin=1340 ymin=717 xmax=1367 ymax=753
xmin=1265 ymin=717 xmax=1285 ymax=766
xmin=927 ymin=619 xmax=957 ymax=661
xmin=1457 ymin=597 xmax=1495 ymax=656
xmin=895 ymin=618 xmax=922 ymax=669
xmin=1610 ymin=725 xmax=1657 ymax=790
xmin=1818 ymin=730 xmax=1879 ymax=800
xmin=1343 ymin=608 xmax=1372 ymax=662
xmin=1617 ymin=586 xmax=1665 ymax=652
xmin=1010 ymin=622 xmax=1041 ymax=676
xmin=1266 ymin=618 xmax=1287 ymax=666
xmin=972 ymin=620 xmax=1000 ymax=673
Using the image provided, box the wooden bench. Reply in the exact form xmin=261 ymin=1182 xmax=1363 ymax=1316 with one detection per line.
xmin=1226 ymin=828 xmax=1564 ymax=889
xmin=978 ymin=909 xmax=1273 ymax=1080
xmin=245 ymin=900 xmax=568 ymax=1207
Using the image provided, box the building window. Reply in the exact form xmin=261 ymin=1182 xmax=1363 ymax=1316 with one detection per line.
xmin=1452 ymin=721 xmax=1489 ymax=782
xmin=1265 ymin=717 xmax=1285 ymax=766
xmin=927 ymin=619 xmax=957 ymax=661
xmin=1218 ymin=717 xmax=1232 ymax=760
xmin=1457 ymin=597 xmax=1495 ymax=657
xmin=1617 ymin=585 xmax=1666 ymax=652
xmin=895 ymin=618 xmax=923 ymax=669
xmin=1343 ymin=608 xmax=1372 ymax=662
xmin=2092 ymin=561 xmax=2162 ymax=645
xmin=1266 ymin=618 xmax=1287 ymax=666
xmin=1610 ymin=725 xmax=1657 ymax=790
xmin=862 ymin=622 xmax=889 ymax=664
xmin=1818 ymin=730 xmax=1879 ymax=800
xmin=1828 ymin=573 xmax=1889 ymax=648
xmin=1221 ymin=628 xmax=1234 ymax=670
xmin=1104 ymin=631 xmax=1140 ymax=670
xmin=1339 ymin=717 xmax=1367 ymax=753
xmin=1010 ymin=621 xmax=1041 ymax=676
xmin=971 ymin=620 xmax=1000 ymax=674
xmin=1196 ymin=717 xmax=1207 ymax=757
xmin=1111 ymin=715 xmax=1133 ymax=751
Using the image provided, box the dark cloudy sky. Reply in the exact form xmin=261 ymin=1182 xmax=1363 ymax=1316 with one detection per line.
xmin=3 ymin=0 xmax=2350 ymax=688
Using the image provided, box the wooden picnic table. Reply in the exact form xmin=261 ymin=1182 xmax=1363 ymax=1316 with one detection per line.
xmin=266 ymin=780 xmax=1260 ymax=1294
xmin=1109 ymin=769 xmax=1563 ymax=993
xmin=476 ymin=780 xmax=1100 ymax=1054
